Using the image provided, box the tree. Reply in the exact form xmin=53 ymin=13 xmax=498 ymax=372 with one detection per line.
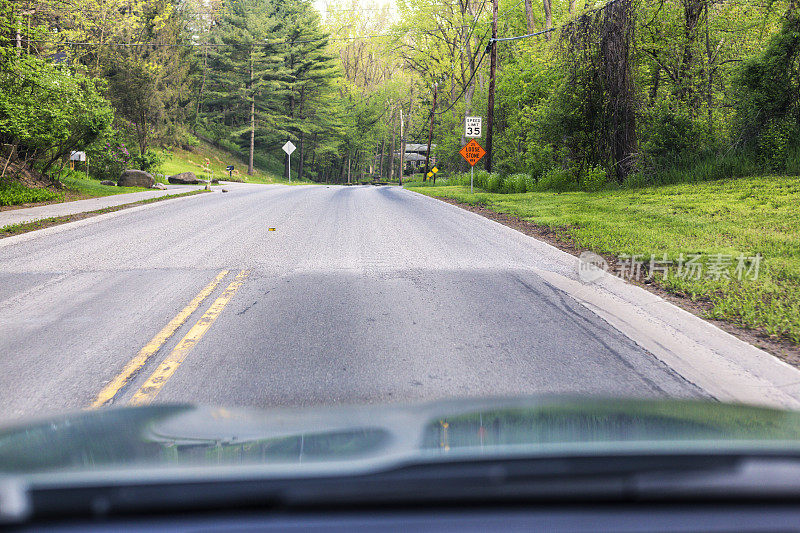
xmin=203 ymin=0 xmax=285 ymax=174
xmin=278 ymin=0 xmax=340 ymax=180
xmin=734 ymin=5 xmax=800 ymax=170
xmin=0 ymin=55 xmax=113 ymax=174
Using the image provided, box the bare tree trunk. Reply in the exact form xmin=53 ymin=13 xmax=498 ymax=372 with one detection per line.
xmin=310 ymin=134 xmax=318 ymax=172
xmin=704 ymin=2 xmax=714 ymax=136
xmin=249 ymin=98 xmax=254 ymax=176
xmin=196 ymin=40 xmax=208 ymax=125
xmin=248 ymin=57 xmax=254 ymax=176
xmin=347 ymin=155 xmax=351 ymax=184
xmin=298 ymin=134 xmax=305 ymax=181
xmin=543 ymin=0 xmax=553 ymax=39
xmin=650 ymin=65 xmax=661 ymax=102
xmin=603 ymin=0 xmax=637 ymax=182
xmin=524 ymin=0 xmax=536 ymax=33
xmin=677 ymin=0 xmax=704 ymax=105
xmin=378 ymin=137 xmax=386 ymax=178
xmin=485 ymin=0 xmax=498 ymax=172
xmin=389 ymin=106 xmax=396 ymax=181
xmin=569 ymin=0 xmax=576 ymax=13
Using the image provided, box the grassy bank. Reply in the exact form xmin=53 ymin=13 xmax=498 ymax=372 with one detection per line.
xmin=407 ymin=176 xmax=800 ymax=344
xmin=0 ymin=181 xmax=62 ymax=206
xmin=161 ymin=141 xmax=288 ymax=184
xmin=1 ymin=170 xmax=153 ymax=208
xmin=59 ymin=171 xmax=151 ymax=196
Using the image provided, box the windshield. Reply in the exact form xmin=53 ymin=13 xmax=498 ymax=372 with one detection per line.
xmin=2 ymin=0 xmax=800 ymax=490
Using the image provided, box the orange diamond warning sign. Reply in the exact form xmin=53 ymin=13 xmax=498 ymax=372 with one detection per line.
xmin=459 ymin=139 xmax=486 ymax=167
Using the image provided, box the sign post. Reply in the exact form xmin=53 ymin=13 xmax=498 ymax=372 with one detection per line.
xmin=226 ymin=165 xmax=234 ymax=180
xmin=282 ymin=141 xmax=296 ymax=183
xmin=459 ymin=139 xmax=486 ymax=193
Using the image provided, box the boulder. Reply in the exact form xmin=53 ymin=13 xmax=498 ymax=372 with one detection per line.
xmin=168 ymin=172 xmax=200 ymax=185
xmin=118 ymin=169 xmax=155 ymax=188
xmin=152 ymin=182 xmax=167 ymax=190
xmin=100 ymin=180 xmax=116 ymax=186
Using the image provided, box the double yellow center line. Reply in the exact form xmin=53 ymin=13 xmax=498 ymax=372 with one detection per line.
xmin=91 ymin=269 xmax=249 ymax=408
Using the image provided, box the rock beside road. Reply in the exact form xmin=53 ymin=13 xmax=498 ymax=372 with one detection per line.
xmin=118 ymin=170 xmax=155 ymax=188
xmin=168 ymin=172 xmax=200 ymax=185
xmin=100 ymin=180 xmax=116 ymax=186
xmin=152 ymin=182 xmax=167 ymax=190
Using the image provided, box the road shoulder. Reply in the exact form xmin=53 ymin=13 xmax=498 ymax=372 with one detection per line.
xmin=406 ymin=189 xmax=800 ymax=409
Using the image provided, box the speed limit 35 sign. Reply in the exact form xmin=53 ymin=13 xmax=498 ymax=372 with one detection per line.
xmin=465 ymin=116 xmax=482 ymax=138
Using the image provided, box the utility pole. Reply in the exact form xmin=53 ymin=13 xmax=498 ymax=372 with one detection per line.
xmin=424 ymin=82 xmax=438 ymax=179
xmin=399 ymin=108 xmax=405 ymax=186
xmin=389 ymin=102 xmax=396 ymax=182
xmin=485 ymin=0 xmax=498 ymax=172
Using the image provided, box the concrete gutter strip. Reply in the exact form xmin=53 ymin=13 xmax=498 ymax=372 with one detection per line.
xmin=537 ymin=269 xmax=800 ymax=409
xmin=416 ymin=190 xmax=800 ymax=410
xmin=0 ymin=189 xmax=211 ymax=249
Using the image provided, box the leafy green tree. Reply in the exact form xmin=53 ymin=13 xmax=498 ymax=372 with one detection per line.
xmin=0 ymin=54 xmax=113 ymax=176
xmin=734 ymin=6 xmax=800 ymax=170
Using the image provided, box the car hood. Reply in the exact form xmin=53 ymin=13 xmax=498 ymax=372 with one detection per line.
xmin=3 ymin=397 xmax=800 ymax=475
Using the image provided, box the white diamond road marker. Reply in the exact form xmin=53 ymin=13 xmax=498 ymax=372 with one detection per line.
xmin=282 ymin=141 xmax=296 ymax=155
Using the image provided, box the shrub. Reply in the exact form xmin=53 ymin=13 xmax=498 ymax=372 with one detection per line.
xmin=86 ymin=130 xmax=132 ymax=181
xmin=638 ymin=98 xmax=711 ymax=169
xmin=503 ymin=173 xmax=528 ymax=193
xmin=132 ymin=149 xmax=164 ymax=174
xmin=581 ymin=165 xmax=607 ymax=191
xmin=0 ymin=55 xmax=113 ymax=174
xmin=523 ymin=143 xmax=555 ymax=181
xmin=537 ymin=167 xmax=578 ymax=192
xmin=0 ymin=181 xmax=61 ymax=206
xmin=755 ymin=117 xmax=800 ymax=171
xmin=484 ymin=172 xmax=502 ymax=192
xmin=733 ymin=11 xmax=800 ymax=172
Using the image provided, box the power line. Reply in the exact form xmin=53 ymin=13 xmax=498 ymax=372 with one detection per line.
xmin=489 ymin=0 xmax=622 ymax=44
xmin=25 ymin=30 xmax=406 ymax=48
xmin=490 ymin=25 xmax=555 ymax=43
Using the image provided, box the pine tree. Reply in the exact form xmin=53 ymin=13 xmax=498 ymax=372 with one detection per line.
xmin=276 ymin=0 xmax=339 ymax=180
xmin=203 ymin=0 xmax=285 ymax=174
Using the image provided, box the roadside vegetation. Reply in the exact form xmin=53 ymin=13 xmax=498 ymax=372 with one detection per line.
xmin=0 ymin=181 xmax=61 ymax=206
xmin=6 ymin=0 xmax=799 ymax=189
xmin=160 ymin=141 xmax=280 ymax=185
xmin=57 ymin=171 xmax=151 ymax=196
xmin=408 ymin=176 xmax=800 ymax=344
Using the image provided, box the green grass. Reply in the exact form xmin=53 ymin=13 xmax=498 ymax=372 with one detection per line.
xmin=407 ymin=175 xmax=800 ymax=344
xmin=0 ymin=169 xmax=156 ymax=208
xmin=58 ymin=171 xmax=151 ymax=196
xmin=0 ymin=181 xmax=62 ymax=206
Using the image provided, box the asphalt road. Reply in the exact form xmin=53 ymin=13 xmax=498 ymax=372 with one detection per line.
xmin=0 ymin=183 xmax=706 ymax=423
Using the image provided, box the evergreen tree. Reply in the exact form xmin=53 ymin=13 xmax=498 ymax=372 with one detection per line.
xmin=277 ymin=0 xmax=340 ymax=180
xmin=203 ymin=0 xmax=285 ymax=174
